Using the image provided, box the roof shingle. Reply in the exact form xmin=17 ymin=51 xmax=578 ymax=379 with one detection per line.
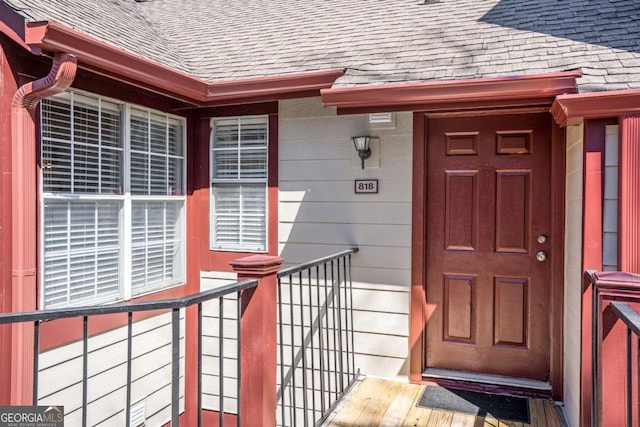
xmin=3 ymin=0 xmax=640 ymax=92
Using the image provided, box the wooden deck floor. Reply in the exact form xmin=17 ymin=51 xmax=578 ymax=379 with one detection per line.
xmin=325 ymin=378 xmax=564 ymax=427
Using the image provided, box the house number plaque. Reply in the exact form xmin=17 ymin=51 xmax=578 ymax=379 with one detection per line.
xmin=355 ymin=179 xmax=378 ymax=194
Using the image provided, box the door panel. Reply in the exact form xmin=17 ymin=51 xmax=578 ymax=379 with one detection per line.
xmin=426 ymin=113 xmax=551 ymax=381
xmin=493 ymin=276 xmax=528 ymax=347
xmin=495 ymin=171 xmax=530 ymax=253
xmin=445 ymin=172 xmax=478 ymax=251
xmin=443 ymin=274 xmax=475 ymax=342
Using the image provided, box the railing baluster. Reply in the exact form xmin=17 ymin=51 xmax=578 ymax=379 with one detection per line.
xmin=82 ymin=315 xmax=88 ymax=427
xmin=236 ymin=291 xmax=242 ymax=427
xmin=330 ymin=260 xmax=339 ymax=402
xmin=171 ymin=308 xmax=180 ymax=426
xmin=592 ymin=276 xmax=599 ymax=427
xmin=277 ymin=277 xmax=286 ymax=427
xmin=298 ymin=271 xmax=309 ymax=426
xmin=126 ymin=312 xmax=133 ymax=427
xmin=341 ymin=255 xmax=351 ymax=386
xmin=316 ymin=264 xmax=326 ymax=417
xmin=197 ymin=303 xmax=203 ymax=427
xmin=307 ymin=267 xmax=317 ymax=422
xmin=628 ymin=327 xmax=633 ymax=427
xmin=324 ymin=262 xmax=333 ymax=407
xmin=348 ymin=253 xmax=356 ymax=383
xmin=288 ymin=274 xmax=297 ymax=423
xmin=336 ymin=258 xmax=344 ymax=393
xmin=219 ymin=297 xmax=224 ymax=427
xmin=33 ymin=321 xmax=39 ymax=406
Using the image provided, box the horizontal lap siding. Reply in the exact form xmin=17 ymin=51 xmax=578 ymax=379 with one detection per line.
xmin=37 ymin=312 xmax=185 ymax=426
xmin=350 ymin=284 xmax=409 ymax=377
xmin=200 ymin=271 xmax=240 ymax=414
xmin=279 ymin=98 xmax=412 ymax=380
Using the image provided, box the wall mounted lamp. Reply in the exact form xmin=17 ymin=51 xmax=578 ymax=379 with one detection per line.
xmin=352 ymin=136 xmax=372 ymax=169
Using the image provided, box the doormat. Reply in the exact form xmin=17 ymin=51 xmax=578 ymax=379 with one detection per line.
xmin=416 ymin=386 xmax=530 ymax=423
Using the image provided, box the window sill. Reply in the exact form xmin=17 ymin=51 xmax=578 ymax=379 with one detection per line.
xmin=210 ymin=247 xmax=268 ymax=254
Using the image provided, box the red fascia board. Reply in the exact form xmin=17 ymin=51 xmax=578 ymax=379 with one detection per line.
xmin=206 ymin=69 xmax=345 ymax=103
xmin=24 ymin=21 xmax=344 ymax=106
xmin=321 ymin=71 xmax=582 ymax=112
xmin=336 ymin=96 xmax=558 ymax=116
xmin=552 ymin=89 xmax=640 ymax=127
xmin=25 ymin=21 xmax=208 ymax=103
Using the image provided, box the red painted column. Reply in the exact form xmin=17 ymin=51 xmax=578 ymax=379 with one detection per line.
xmin=10 ymin=53 xmax=76 ymax=405
xmin=0 ymin=39 xmax=18 ymax=406
xmin=231 ymin=255 xmax=283 ymax=427
xmin=582 ymin=122 xmax=606 ymax=272
xmin=183 ymin=110 xmax=204 ymax=426
xmin=619 ymin=115 xmax=640 ymax=273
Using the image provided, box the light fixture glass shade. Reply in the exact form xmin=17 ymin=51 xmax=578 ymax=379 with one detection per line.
xmin=352 ymin=136 xmax=372 ymax=169
xmin=352 ymin=136 xmax=370 ymax=151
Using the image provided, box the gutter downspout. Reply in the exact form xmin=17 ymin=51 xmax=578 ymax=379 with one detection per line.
xmin=10 ymin=52 xmax=76 ymax=405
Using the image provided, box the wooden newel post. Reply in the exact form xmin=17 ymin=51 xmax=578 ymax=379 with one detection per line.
xmin=231 ymin=254 xmax=283 ymax=427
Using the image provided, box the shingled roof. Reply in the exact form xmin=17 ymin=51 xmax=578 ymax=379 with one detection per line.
xmin=3 ymin=0 xmax=190 ymax=73
xmin=3 ymin=0 xmax=640 ymax=92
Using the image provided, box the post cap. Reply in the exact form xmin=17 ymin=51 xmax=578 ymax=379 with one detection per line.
xmin=231 ymin=255 xmax=284 ymax=277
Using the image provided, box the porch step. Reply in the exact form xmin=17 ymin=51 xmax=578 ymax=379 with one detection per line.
xmin=423 ymin=368 xmax=552 ymax=392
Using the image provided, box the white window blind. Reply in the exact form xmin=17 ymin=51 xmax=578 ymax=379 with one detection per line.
xmin=42 ymin=93 xmax=123 ymax=194
xmin=41 ymin=91 xmax=186 ymax=308
xmin=43 ymin=200 xmax=121 ymax=307
xmin=211 ymin=117 xmax=267 ymax=252
xmin=129 ymin=109 xmax=185 ymax=296
xmin=131 ymin=201 xmax=184 ymax=295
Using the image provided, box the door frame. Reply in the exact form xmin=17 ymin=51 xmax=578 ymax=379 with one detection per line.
xmin=409 ymin=111 xmax=566 ymax=400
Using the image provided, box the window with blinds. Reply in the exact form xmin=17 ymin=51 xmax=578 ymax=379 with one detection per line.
xmin=211 ymin=117 xmax=268 ymax=252
xmin=41 ymin=91 xmax=186 ymax=308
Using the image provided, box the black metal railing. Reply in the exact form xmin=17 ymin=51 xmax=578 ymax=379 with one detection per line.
xmin=276 ymin=248 xmax=359 ymax=427
xmin=0 ymin=279 xmax=258 ymax=427
xmin=610 ymin=301 xmax=640 ymax=427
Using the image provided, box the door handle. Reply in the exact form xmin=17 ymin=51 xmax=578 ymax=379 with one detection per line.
xmin=536 ymin=251 xmax=547 ymax=262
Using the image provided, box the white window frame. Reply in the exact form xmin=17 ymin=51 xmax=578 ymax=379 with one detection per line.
xmin=39 ymin=89 xmax=187 ymax=308
xmin=210 ymin=116 xmax=269 ymax=252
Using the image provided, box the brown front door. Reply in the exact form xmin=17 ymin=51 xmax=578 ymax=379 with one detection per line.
xmin=426 ymin=113 xmax=552 ymax=381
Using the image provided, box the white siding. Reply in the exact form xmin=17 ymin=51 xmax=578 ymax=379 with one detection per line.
xmin=563 ymin=124 xmax=584 ymax=427
xmin=37 ymin=312 xmax=185 ymax=427
xmin=279 ymin=97 xmax=412 ymax=379
xmin=200 ymin=271 xmax=240 ymax=413
xmin=603 ymin=125 xmax=619 ymax=271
